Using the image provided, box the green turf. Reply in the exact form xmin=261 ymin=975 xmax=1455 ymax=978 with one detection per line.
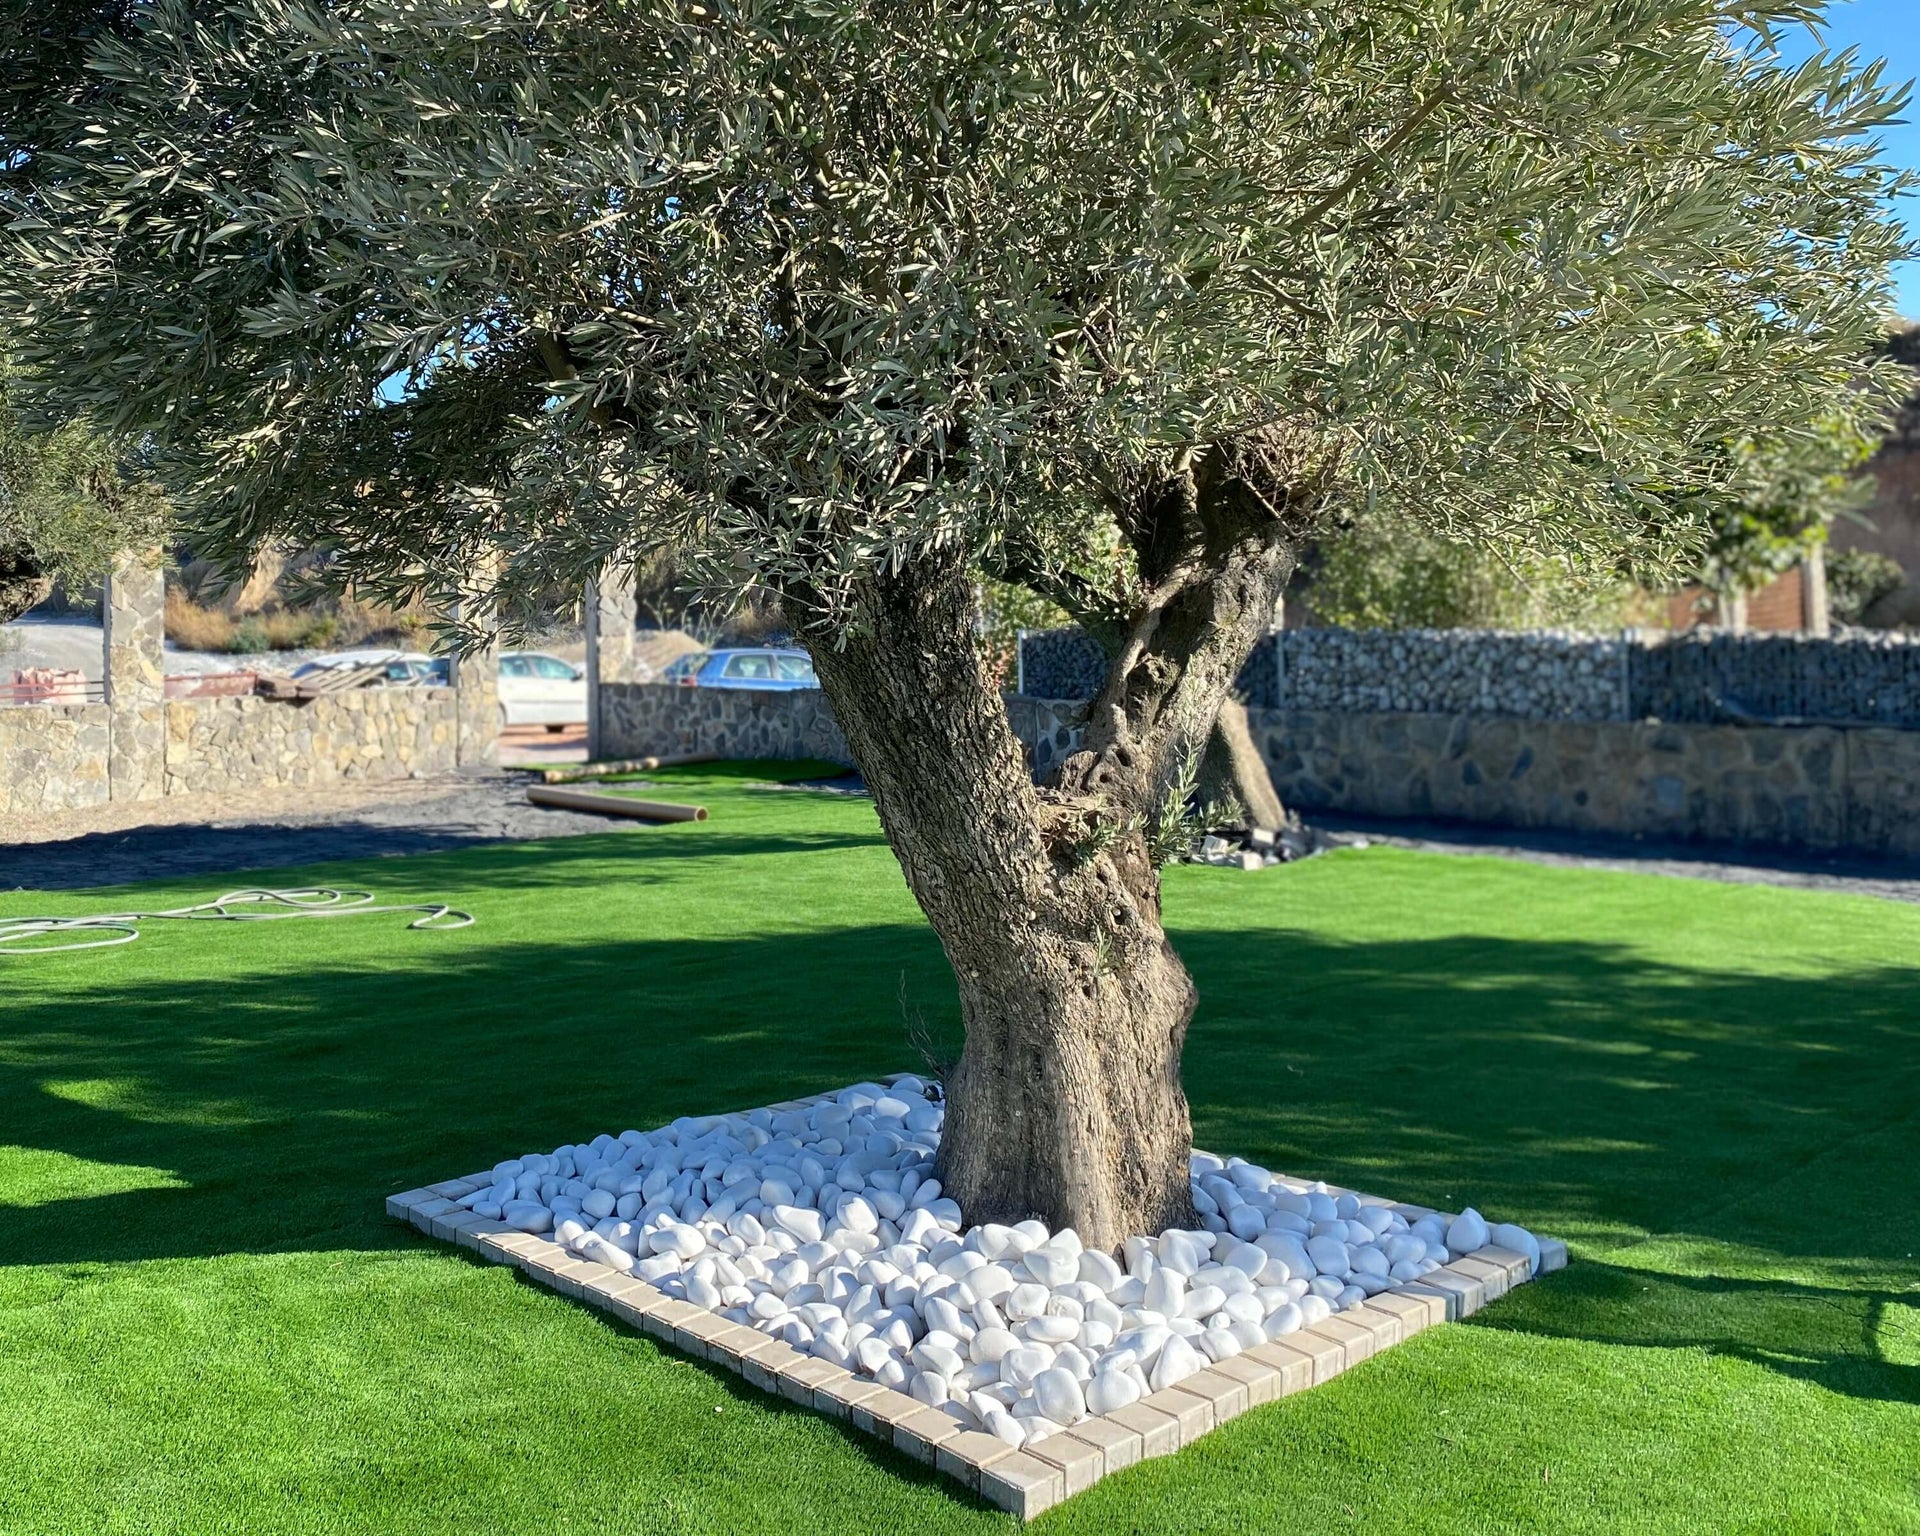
xmin=578 ymin=757 xmax=856 ymax=787
xmin=2 ymin=767 xmax=1915 ymax=1534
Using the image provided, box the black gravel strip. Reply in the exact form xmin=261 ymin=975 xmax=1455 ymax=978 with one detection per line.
xmin=1307 ymin=812 xmax=1920 ymax=905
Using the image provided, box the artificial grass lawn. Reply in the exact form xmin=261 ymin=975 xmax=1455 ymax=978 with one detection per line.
xmin=2 ymin=767 xmax=1916 ymax=1534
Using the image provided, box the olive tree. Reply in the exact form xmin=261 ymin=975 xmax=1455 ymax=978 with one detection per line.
xmin=0 ymin=355 xmax=168 ymax=622
xmin=4 ymin=0 xmax=1908 ymax=1247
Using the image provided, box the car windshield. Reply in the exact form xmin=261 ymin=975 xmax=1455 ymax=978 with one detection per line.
xmin=774 ymin=654 xmax=816 ymax=682
xmin=532 ymin=655 xmax=576 ymax=679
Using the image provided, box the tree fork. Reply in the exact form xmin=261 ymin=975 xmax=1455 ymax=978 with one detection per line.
xmin=790 ymin=557 xmax=1202 ymax=1250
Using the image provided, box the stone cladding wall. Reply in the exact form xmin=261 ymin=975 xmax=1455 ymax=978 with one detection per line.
xmin=0 ymin=703 xmax=112 ymax=813
xmin=597 ymin=683 xmax=854 ymax=765
xmin=1254 ymin=707 xmax=1920 ymax=856
xmin=598 ymin=681 xmax=1919 ymax=855
xmin=163 ymin=690 xmax=461 ymax=795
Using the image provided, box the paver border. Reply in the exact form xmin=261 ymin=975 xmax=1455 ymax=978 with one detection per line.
xmin=385 ymin=1080 xmax=1566 ymax=1519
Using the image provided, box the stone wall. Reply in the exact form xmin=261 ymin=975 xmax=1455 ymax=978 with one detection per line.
xmin=1277 ymin=629 xmax=1630 ymax=720
xmin=5 ymin=551 xmax=500 ymax=812
xmin=1252 ymin=707 xmax=1920 ymax=857
xmin=597 ymin=683 xmax=854 ymax=764
xmin=595 ymin=682 xmax=1918 ymax=856
xmin=0 ymin=703 xmax=111 ymax=813
xmin=104 ymin=553 xmax=167 ymax=801
xmin=596 ymin=683 xmax=1096 ymax=781
xmin=1007 ymin=694 xmax=1087 ymax=781
xmin=163 ymin=690 xmax=461 ymax=795
xmin=1627 ymin=631 xmax=1920 ymax=727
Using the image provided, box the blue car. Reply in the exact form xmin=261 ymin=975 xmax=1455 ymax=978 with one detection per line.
xmin=682 ymin=647 xmax=819 ymax=690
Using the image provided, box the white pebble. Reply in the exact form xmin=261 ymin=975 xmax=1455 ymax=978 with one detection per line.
xmin=1086 ymin=1368 xmax=1141 ymax=1415
xmin=1005 ymin=1282 xmax=1050 ymax=1320
xmin=1149 ymin=1334 xmax=1202 ymax=1391
xmin=1031 ymin=1367 xmax=1086 ymax=1425
xmin=1491 ymin=1222 xmax=1541 ymax=1275
xmin=467 ymin=1086 xmax=1543 ymax=1433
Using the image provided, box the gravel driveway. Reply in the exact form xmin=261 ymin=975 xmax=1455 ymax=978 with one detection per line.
xmin=0 ymin=772 xmax=646 ymax=891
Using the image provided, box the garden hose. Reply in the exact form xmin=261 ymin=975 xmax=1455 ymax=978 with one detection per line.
xmin=0 ymin=887 xmax=474 ymax=956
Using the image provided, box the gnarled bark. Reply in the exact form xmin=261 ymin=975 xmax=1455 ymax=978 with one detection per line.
xmin=792 ymin=441 xmax=1312 ymax=1251
xmin=793 ymin=555 xmax=1200 ymax=1249
xmin=0 ymin=541 xmax=53 ymax=625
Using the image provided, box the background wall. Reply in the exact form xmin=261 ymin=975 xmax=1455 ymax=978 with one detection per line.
xmin=1255 ymin=708 xmax=1920 ymax=857
xmin=1020 ymin=626 xmax=1920 ymax=728
xmin=597 ymin=682 xmax=853 ymax=765
xmin=2 ymin=558 xmax=491 ymax=812
xmin=0 ymin=703 xmax=110 ymax=813
xmin=163 ymin=690 xmax=460 ymax=795
xmin=597 ymin=679 xmax=1920 ymax=858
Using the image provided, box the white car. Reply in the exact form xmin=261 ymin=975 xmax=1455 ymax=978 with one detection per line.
xmin=289 ymin=650 xmax=441 ymax=685
xmin=498 ymin=650 xmax=587 ymax=730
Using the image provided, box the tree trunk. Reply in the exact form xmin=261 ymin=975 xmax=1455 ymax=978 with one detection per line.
xmin=790 ymin=452 xmax=1305 ymax=1251
xmin=1198 ymin=695 xmax=1285 ymax=830
xmin=790 ymin=557 xmax=1199 ymax=1251
xmin=0 ymin=541 xmax=52 ymax=626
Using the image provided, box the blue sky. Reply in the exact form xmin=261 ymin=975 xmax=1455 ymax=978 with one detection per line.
xmin=1804 ymin=0 xmax=1920 ymax=318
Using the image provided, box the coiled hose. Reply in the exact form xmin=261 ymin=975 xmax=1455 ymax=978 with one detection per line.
xmin=0 ymin=887 xmax=474 ymax=955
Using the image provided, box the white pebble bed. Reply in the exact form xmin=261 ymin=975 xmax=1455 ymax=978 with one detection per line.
xmin=456 ymin=1078 xmax=1542 ymax=1449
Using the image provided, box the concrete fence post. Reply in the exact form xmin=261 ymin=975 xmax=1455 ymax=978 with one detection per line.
xmin=448 ymin=572 xmax=499 ymax=771
xmin=1802 ymin=547 xmax=1831 ymax=637
xmin=584 ymin=569 xmax=638 ymax=762
xmin=104 ymin=551 xmax=166 ymax=801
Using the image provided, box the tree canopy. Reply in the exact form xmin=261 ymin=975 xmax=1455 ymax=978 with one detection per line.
xmin=3 ymin=0 xmax=1909 ymax=633
xmin=3 ymin=0 xmax=1913 ymax=1242
xmin=0 ymin=355 xmax=168 ymax=622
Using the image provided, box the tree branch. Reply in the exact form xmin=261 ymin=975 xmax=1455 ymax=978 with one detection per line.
xmin=1290 ymin=80 xmax=1455 ymax=233
xmin=1057 ymin=435 xmax=1327 ymax=813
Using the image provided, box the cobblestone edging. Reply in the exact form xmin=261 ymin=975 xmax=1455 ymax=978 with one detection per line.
xmin=387 ymin=1075 xmax=1566 ymax=1521
xmin=1019 ymin=627 xmax=1920 ymax=728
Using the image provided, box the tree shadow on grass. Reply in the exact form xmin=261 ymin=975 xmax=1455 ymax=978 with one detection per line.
xmin=1467 ymin=1255 xmax=1920 ymax=1407
xmin=1 ymin=921 xmax=1915 ymax=1406
xmin=0 ymin=818 xmax=894 ymax=895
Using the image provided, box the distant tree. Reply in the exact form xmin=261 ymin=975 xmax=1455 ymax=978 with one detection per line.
xmin=3 ymin=0 xmax=1910 ymax=1245
xmin=1687 ymin=420 xmax=1882 ymax=603
xmin=1300 ymin=516 xmax=1638 ymax=631
xmin=0 ymin=356 xmax=167 ymax=623
xmin=1827 ymin=547 xmax=1906 ymax=625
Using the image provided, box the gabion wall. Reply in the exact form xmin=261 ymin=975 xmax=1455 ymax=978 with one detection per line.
xmin=1629 ymin=631 xmax=1920 ymax=727
xmin=1018 ymin=628 xmax=1280 ymax=709
xmin=1018 ymin=627 xmax=1920 ymax=729
xmin=1277 ymin=629 xmax=1626 ymax=720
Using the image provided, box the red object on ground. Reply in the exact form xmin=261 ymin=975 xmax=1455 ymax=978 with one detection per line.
xmin=163 ymin=670 xmax=259 ymax=699
xmin=3 ymin=667 xmax=93 ymax=704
